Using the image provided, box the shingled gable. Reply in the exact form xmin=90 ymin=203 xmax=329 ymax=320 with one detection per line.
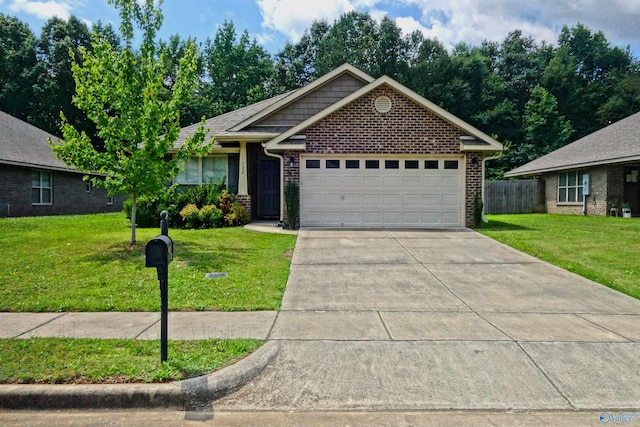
xmin=0 ymin=110 xmax=77 ymax=172
xmin=264 ymin=75 xmax=503 ymax=152
xmin=173 ymin=64 xmax=375 ymax=149
xmin=506 ymin=111 xmax=640 ymax=177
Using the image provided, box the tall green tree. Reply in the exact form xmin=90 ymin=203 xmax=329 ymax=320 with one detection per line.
xmin=0 ymin=14 xmax=39 ymax=122
xmin=515 ymin=85 xmax=574 ymax=163
xmin=33 ymin=16 xmax=93 ymax=138
xmin=51 ymin=0 xmax=209 ymax=245
xmin=199 ymin=21 xmax=274 ymax=117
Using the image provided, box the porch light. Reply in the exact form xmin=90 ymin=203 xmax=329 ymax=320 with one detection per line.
xmin=289 ymin=156 xmax=295 ymax=168
xmin=471 ymin=157 xmax=479 ymax=168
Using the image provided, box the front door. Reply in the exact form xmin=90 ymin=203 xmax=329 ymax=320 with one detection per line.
xmin=258 ymin=158 xmax=280 ymax=218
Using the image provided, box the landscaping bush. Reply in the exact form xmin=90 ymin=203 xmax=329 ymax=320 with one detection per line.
xmin=125 ymin=180 xmax=247 ymax=230
xmin=199 ymin=204 xmax=224 ymax=228
xmin=179 ymin=203 xmax=201 ymax=229
xmin=225 ymin=202 xmax=249 ymax=227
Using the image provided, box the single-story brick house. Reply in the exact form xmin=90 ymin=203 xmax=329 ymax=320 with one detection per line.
xmin=506 ymin=111 xmax=640 ymax=217
xmin=0 ymin=110 xmax=124 ymax=217
xmin=175 ymin=64 xmax=503 ymax=228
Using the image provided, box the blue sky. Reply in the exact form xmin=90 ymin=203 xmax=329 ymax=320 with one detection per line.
xmin=1 ymin=0 xmax=639 ymax=57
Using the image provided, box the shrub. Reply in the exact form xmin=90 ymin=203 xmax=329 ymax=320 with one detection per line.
xmin=284 ymin=180 xmax=299 ymax=230
xmin=219 ymin=190 xmax=234 ymax=216
xmin=179 ymin=203 xmax=201 ymax=229
xmin=199 ymin=204 xmax=223 ymax=228
xmin=225 ymin=202 xmax=249 ymax=227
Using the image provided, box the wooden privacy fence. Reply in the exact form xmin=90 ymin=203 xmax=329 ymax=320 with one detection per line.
xmin=484 ymin=179 xmax=545 ymax=214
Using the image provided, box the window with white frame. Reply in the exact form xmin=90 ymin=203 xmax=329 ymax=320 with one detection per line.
xmin=175 ymin=156 xmax=227 ymax=185
xmin=32 ymin=170 xmax=52 ymax=205
xmin=558 ymin=171 xmax=584 ymax=203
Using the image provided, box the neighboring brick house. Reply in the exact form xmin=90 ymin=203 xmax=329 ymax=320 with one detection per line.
xmin=0 ymin=110 xmax=124 ymax=217
xmin=506 ymin=111 xmax=640 ymax=217
xmin=175 ymin=64 xmax=503 ymax=228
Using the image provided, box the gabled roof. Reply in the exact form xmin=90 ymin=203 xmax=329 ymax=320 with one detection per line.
xmin=229 ymin=64 xmax=374 ymax=132
xmin=0 ymin=110 xmax=75 ymax=172
xmin=265 ymin=75 xmax=503 ymax=152
xmin=506 ymin=111 xmax=640 ymax=177
xmin=173 ymin=91 xmax=295 ymax=148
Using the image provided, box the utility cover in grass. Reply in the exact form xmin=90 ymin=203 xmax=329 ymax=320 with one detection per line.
xmin=206 ymin=272 xmax=228 ymax=279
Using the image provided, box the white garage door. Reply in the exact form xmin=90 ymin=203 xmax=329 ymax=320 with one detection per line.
xmin=300 ymin=156 xmax=464 ymax=227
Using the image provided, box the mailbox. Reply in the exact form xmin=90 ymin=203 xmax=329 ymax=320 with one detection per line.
xmin=145 ymin=235 xmax=173 ymax=268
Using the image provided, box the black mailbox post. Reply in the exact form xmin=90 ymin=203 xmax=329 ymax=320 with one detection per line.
xmin=145 ymin=211 xmax=173 ymax=363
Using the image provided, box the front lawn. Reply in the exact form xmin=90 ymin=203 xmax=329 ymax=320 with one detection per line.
xmin=0 ymin=338 xmax=262 ymax=384
xmin=480 ymin=214 xmax=640 ymax=301
xmin=0 ymin=213 xmax=296 ymax=312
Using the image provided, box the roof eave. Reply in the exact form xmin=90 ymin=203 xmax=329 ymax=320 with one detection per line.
xmin=505 ymin=155 xmax=640 ymax=177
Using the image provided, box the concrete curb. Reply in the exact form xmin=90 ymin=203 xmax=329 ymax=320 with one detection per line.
xmin=0 ymin=341 xmax=280 ymax=410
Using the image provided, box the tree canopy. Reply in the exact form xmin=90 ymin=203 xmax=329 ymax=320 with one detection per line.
xmin=2 ymin=11 xmax=639 ymax=180
xmin=49 ymin=0 xmax=209 ymax=244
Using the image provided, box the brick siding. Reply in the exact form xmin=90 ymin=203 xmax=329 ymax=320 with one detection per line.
xmin=281 ymin=85 xmax=483 ymax=228
xmin=0 ymin=164 xmax=124 ymax=217
xmin=543 ymin=165 xmax=626 ymax=216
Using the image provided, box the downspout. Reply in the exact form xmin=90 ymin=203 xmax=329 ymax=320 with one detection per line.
xmin=261 ymin=143 xmax=284 ymax=222
xmin=481 ymin=151 xmax=503 ymax=223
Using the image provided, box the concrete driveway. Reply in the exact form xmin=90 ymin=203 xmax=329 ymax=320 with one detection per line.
xmin=217 ymin=229 xmax=640 ymax=411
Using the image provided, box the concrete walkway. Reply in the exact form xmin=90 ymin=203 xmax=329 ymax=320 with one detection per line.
xmin=215 ymin=228 xmax=640 ymax=412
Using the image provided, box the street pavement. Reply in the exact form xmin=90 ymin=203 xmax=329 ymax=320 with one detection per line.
xmin=1 ymin=227 xmax=640 ymax=418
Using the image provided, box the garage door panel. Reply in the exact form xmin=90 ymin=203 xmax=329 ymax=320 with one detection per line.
xmin=423 ymin=176 xmax=441 ymax=188
xmin=364 ymin=176 xmax=382 ymax=187
xmin=403 ymin=176 xmax=420 ymax=188
xmin=363 ymin=194 xmax=381 ymax=206
xmin=383 ymin=176 xmax=401 ymax=188
xmin=402 ymin=194 xmax=421 ymax=206
xmin=301 ymin=156 xmax=463 ymax=227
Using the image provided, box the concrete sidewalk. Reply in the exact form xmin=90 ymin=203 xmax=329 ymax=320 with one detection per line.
xmin=0 ymin=311 xmax=277 ymax=340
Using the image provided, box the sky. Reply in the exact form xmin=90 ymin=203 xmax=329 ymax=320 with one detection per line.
xmin=1 ymin=0 xmax=639 ymax=58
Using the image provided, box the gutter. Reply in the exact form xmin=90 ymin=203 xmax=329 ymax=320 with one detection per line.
xmin=261 ymin=143 xmax=284 ymax=222
xmin=482 ymin=151 xmax=503 ymax=223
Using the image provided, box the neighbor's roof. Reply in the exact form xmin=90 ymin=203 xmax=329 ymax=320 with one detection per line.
xmin=506 ymin=111 xmax=640 ymax=177
xmin=0 ymin=110 xmax=75 ymax=172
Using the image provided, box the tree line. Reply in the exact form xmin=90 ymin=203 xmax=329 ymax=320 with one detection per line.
xmin=2 ymin=11 xmax=639 ymax=177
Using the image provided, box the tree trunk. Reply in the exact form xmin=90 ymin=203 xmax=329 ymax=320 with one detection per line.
xmin=130 ymin=192 xmax=137 ymax=245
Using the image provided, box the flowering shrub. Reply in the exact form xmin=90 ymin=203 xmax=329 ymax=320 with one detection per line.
xmin=179 ymin=203 xmax=201 ymax=229
xmin=199 ymin=204 xmax=223 ymax=228
xmin=224 ymin=202 xmax=249 ymax=227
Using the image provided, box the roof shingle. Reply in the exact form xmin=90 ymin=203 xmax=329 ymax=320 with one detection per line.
xmin=506 ymin=111 xmax=640 ymax=177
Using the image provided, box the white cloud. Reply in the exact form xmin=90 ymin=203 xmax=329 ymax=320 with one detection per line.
xmin=256 ymin=0 xmax=639 ymax=55
xmin=8 ymin=0 xmax=73 ymax=20
xmin=399 ymin=0 xmax=640 ymax=51
xmin=256 ymin=0 xmax=354 ymax=41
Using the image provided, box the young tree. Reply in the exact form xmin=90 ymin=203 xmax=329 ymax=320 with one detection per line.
xmin=51 ymin=0 xmax=209 ymax=245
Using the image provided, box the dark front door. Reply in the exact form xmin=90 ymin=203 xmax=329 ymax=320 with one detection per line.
xmin=258 ymin=158 xmax=280 ymax=218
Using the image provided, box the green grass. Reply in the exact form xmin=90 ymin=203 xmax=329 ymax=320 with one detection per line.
xmin=0 ymin=338 xmax=262 ymax=384
xmin=479 ymin=214 xmax=640 ymax=300
xmin=0 ymin=213 xmax=296 ymax=312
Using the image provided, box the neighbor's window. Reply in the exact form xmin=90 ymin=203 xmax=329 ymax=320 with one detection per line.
xmin=558 ymin=171 xmax=584 ymax=203
xmin=176 ymin=156 xmax=227 ymax=185
xmin=32 ymin=170 xmax=52 ymax=205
